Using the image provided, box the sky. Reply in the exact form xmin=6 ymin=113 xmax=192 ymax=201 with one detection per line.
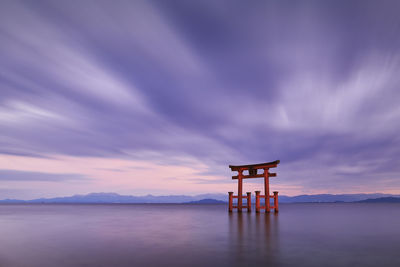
xmin=1 ymin=0 xmax=400 ymax=199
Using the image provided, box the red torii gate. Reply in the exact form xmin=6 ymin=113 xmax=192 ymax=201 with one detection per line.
xmin=228 ymin=160 xmax=280 ymax=213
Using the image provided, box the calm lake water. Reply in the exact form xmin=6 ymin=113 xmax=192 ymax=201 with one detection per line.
xmin=0 ymin=203 xmax=399 ymax=267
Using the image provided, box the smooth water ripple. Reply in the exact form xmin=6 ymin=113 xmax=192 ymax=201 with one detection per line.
xmin=0 ymin=203 xmax=399 ymax=267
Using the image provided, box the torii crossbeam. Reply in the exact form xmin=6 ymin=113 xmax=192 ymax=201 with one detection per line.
xmin=228 ymin=160 xmax=280 ymax=213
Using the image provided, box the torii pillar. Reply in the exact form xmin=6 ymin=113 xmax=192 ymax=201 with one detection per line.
xmin=228 ymin=160 xmax=280 ymax=213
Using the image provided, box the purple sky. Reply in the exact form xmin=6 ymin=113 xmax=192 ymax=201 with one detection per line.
xmin=1 ymin=0 xmax=400 ymax=199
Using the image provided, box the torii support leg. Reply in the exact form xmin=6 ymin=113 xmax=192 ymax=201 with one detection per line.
xmin=264 ymin=168 xmax=270 ymax=213
xmin=228 ymin=192 xmax=233 ymax=212
xmin=246 ymin=192 xmax=251 ymax=212
xmin=273 ymin=191 xmax=279 ymax=213
xmin=237 ymin=170 xmax=243 ymax=212
xmin=255 ymin=191 xmax=261 ymax=213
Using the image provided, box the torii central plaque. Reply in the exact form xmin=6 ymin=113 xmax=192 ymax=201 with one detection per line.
xmin=228 ymin=160 xmax=280 ymax=213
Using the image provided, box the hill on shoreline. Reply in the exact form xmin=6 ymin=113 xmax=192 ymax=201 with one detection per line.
xmin=356 ymin=197 xmax=400 ymax=203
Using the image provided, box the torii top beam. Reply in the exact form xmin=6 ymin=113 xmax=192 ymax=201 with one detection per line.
xmin=229 ymin=160 xmax=280 ymax=171
xmin=229 ymin=160 xmax=280 ymax=179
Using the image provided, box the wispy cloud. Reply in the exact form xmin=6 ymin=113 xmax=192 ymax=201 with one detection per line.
xmin=0 ymin=0 xmax=399 ymax=196
xmin=0 ymin=169 xmax=90 ymax=182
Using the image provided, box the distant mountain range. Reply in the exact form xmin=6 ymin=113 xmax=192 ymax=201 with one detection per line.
xmin=278 ymin=193 xmax=400 ymax=203
xmin=0 ymin=193 xmax=228 ymax=204
xmin=356 ymin=197 xmax=400 ymax=203
xmin=0 ymin=192 xmax=399 ymax=204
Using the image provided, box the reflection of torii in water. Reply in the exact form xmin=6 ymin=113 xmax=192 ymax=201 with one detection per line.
xmin=228 ymin=160 xmax=280 ymax=213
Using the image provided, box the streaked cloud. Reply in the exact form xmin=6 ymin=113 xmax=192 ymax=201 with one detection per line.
xmin=0 ymin=169 xmax=89 ymax=182
xmin=0 ymin=0 xmax=399 ymax=197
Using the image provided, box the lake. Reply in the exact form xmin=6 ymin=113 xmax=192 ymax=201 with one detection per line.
xmin=0 ymin=203 xmax=399 ymax=267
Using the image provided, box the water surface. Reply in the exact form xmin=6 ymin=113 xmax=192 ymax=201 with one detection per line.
xmin=0 ymin=203 xmax=399 ymax=267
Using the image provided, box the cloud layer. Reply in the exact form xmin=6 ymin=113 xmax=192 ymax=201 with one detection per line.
xmin=0 ymin=169 xmax=89 ymax=182
xmin=0 ymin=0 xmax=399 ymax=197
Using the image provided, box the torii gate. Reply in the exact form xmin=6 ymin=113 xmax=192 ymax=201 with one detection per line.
xmin=228 ymin=160 xmax=280 ymax=213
